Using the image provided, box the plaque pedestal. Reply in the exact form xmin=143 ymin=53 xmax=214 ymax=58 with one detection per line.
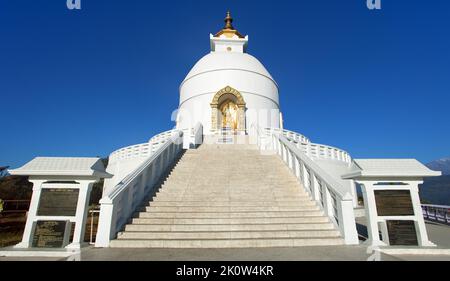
xmin=342 ymin=159 xmax=440 ymax=248
xmin=15 ymin=181 xmax=96 ymax=249
xmin=357 ymin=181 xmax=435 ymax=247
xmin=9 ymin=157 xmax=112 ymax=250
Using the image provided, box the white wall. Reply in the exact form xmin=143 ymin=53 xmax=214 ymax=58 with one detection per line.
xmin=178 ymin=67 xmax=280 ymax=134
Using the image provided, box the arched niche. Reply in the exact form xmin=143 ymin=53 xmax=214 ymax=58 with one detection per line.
xmin=210 ymin=86 xmax=246 ymax=134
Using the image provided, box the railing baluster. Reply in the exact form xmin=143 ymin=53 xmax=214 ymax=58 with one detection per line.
xmin=421 ymin=204 xmax=450 ymax=225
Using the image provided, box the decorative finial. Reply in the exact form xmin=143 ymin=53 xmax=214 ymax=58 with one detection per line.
xmin=214 ymin=11 xmax=244 ymax=39
xmin=224 ymin=11 xmax=233 ymax=29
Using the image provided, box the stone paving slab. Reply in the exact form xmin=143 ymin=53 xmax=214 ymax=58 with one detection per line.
xmin=2 ymin=245 xmax=450 ymax=261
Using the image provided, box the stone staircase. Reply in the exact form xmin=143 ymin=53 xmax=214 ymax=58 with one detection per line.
xmin=110 ymin=144 xmax=343 ymax=248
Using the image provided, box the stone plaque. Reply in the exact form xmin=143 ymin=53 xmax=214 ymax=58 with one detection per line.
xmin=37 ymin=188 xmax=79 ymax=216
xmin=374 ymin=190 xmax=414 ymax=216
xmin=387 ymin=220 xmax=418 ymax=246
xmin=32 ymin=220 xmax=69 ymax=248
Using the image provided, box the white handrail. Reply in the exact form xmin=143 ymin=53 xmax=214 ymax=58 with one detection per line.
xmin=262 ymin=128 xmax=310 ymax=143
xmin=95 ymin=130 xmax=184 ymax=247
xmin=109 ymin=129 xmax=179 ymax=162
xmin=422 ymin=204 xmax=450 ymax=208
xmin=262 ymin=128 xmax=351 ymax=164
xmin=258 ymin=128 xmax=359 ymax=245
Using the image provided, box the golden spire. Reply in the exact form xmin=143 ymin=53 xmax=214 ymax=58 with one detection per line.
xmin=214 ymin=11 xmax=245 ymax=39
xmin=224 ymin=11 xmax=233 ymax=29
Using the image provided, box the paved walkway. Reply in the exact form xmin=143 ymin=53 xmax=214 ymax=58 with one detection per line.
xmin=77 ymin=245 xmax=399 ymax=261
xmin=0 ymin=245 xmax=396 ymax=261
xmin=3 ymin=245 xmax=450 ymax=261
xmin=2 ymin=221 xmax=450 ymax=261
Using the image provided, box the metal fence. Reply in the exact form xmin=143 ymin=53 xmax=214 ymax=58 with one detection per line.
xmin=88 ymin=209 xmax=100 ymax=244
xmin=422 ymin=204 xmax=450 ymax=225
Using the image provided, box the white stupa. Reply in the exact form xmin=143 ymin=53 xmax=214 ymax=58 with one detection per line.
xmin=6 ymin=12 xmax=441 ymax=253
xmin=177 ymin=11 xmax=281 ymax=135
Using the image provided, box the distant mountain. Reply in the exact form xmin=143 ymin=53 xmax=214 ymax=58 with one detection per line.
xmin=419 ymin=175 xmax=450 ymax=206
xmin=419 ymin=157 xmax=450 ymax=206
xmin=426 ymin=157 xmax=450 ymax=175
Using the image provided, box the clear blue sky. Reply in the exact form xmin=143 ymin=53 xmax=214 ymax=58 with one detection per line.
xmin=1 ymin=0 xmax=449 ymax=168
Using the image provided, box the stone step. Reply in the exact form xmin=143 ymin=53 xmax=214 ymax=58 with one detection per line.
xmin=153 ymin=194 xmax=311 ymax=200
xmin=131 ymin=216 xmax=330 ymax=225
xmin=136 ymin=211 xmax=324 ymax=219
xmin=147 ymin=200 xmax=317 ymax=207
xmin=117 ymin=230 xmax=341 ymax=240
xmin=158 ymin=185 xmax=308 ymax=191
xmin=154 ymin=193 xmax=309 ymax=199
xmin=110 ymin=143 xmax=343 ymax=248
xmin=157 ymin=188 xmax=305 ymax=193
xmin=109 ymin=237 xmax=344 ymax=248
xmin=125 ymin=222 xmax=335 ymax=232
xmin=167 ymin=171 xmax=296 ymax=176
xmin=143 ymin=205 xmax=320 ymax=212
xmin=155 ymin=194 xmax=308 ymax=199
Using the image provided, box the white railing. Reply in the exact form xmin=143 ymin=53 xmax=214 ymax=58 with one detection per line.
xmin=259 ymin=129 xmax=359 ymax=245
xmin=109 ymin=142 xmax=150 ymax=162
xmin=263 ymin=128 xmax=310 ymax=143
xmin=422 ymin=204 xmax=450 ymax=225
xmin=95 ymin=130 xmax=184 ymax=247
xmin=182 ymin=122 xmax=203 ymax=149
xmin=109 ymin=129 xmax=179 ymax=163
xmin=262 ymin=128 xmax=351 ymax=164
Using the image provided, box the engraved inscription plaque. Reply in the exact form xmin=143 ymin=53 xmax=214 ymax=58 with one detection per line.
xmin=387 ymin=220 xmax=418 ymax=246
xmin=37 ymin=188 xmax=79 ymax=216
xmin=374 ymin=190 xmax=414 ymax=216
xmin=32 ymin=220 xmax=68 ymax=248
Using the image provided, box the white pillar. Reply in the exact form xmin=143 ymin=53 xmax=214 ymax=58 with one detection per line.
xmin=14 ymin=180 xmax=44 ymax=248
xmin=95 ymin=198 xmax=115 ymax=247
xmin=337 ymin=194 xmax=360 ymax=245
xmin=360 ymin=182 xmax=385 ymax=246
xmin=409 ymin=183 xmax=435 ymax=246
xmin=67 ymin=181 xmax=94 ymax=249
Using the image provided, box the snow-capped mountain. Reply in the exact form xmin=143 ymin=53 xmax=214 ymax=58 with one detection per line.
xmin=426 ymin=157 xmax=450 ymax=175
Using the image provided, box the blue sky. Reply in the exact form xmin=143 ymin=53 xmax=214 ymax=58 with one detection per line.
xmin=1 ymin=0 xmax=449 ymax=168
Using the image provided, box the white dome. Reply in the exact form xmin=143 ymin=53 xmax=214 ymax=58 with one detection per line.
xmin=182 ymin=52 xmax=276 ymax=86
xmin=177 ymin=31 xmax=282 ymax=134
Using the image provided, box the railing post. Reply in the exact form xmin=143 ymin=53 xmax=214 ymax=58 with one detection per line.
xmin=282 ymin=144 xmax=288 ymax=162
xmin=298 ymin=161 xmax=304 ymax=184
xmin=336 ymin=194 xmax=359 ymax=245
xmin=323 ymin=185 xmax=334 ymax=218
xmin=138 ymin=173 xmax=146 ymax=204
xmin=302 ymin=165 xmax=310 ymax=192
xmin=287 ymin=149 xmax=293 ymax=170
xmin=311 ymin=174 xmax=321 ymax=202
xmin=148 ymin=163 xmax=156 ymax=188
xmin=294 ymin=156 xmax=300 ymax=179
xmin=95 ymin=198 xmax=115 ymax=247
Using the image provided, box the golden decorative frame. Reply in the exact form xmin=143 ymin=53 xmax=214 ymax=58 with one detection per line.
xmin=210 ymin=86 xmax=246 ymax=133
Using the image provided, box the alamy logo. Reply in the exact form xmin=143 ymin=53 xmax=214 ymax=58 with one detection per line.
xmin=67 ymin=0 xmax=81 ymax=10
xmin=367 ymin=0 xmax=381 ymax=10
